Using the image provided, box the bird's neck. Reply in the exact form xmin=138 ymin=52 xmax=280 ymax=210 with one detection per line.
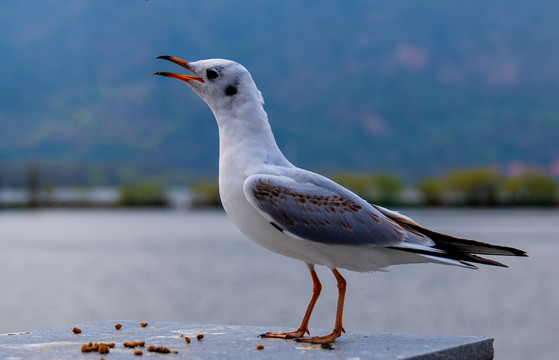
xmin=215 ymin=102 xmax=291 ymax=176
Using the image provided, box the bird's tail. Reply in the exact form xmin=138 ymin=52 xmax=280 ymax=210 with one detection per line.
xmin=403 ymin=224 xmax=528 ymax=268
xmin=373 ymin=205 xmax=528 ymax=269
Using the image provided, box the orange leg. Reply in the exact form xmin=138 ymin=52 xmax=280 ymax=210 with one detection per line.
xmin=260 ymin=263 xmax=322 ymax=339
xmin=296 ymin=268 xmax=346 ymax=344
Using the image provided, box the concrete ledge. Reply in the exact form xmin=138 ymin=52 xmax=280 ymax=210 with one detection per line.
xmin=0 ymin=320 xmax=493 ymax=359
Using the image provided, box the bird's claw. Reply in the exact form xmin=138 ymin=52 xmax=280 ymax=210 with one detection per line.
xmin=259 ymin=328 xmax=307 ymax=339
xmin=294 ymin=330 xmax=342 ymax=344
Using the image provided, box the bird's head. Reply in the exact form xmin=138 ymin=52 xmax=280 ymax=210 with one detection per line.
xmin=155 ymin=56 xmax=264 ymax=115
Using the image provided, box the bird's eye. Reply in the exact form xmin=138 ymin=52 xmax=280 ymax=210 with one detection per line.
xmin=206 ymin=69 xmax=219 ymax=80
xmin=225 ymin=85 xmax=238 ymax=96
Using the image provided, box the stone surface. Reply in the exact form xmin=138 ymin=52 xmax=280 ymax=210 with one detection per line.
xmin=0 ymin=321 xmax=493 ymax=359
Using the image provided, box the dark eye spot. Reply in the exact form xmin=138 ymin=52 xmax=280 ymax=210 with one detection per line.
xmin=206 ymin=69 xmax=219 ymax=80
xmin=225 ymin=85 xmax=237 ymax=96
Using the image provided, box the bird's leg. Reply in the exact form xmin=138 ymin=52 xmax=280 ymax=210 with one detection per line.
xmin=260 ymin=263 xmax=322 ymax=339
xmin=296 ymin=268 xmax=346 ymax=344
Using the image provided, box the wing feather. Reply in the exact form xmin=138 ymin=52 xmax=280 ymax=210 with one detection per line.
xmin=243 ymin=174 xmax=405 ymax=246
xmin=243 ymin=172 xmax=526 ymax=268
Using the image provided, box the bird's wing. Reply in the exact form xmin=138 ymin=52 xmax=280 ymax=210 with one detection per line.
xmin=243 ymin=173 xmax=407 ymax=246
xmin=243 ymin=172 xmax=526 ymax=268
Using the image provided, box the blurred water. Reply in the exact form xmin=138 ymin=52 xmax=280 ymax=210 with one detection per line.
xmin=0 ymin=208 xmax=556 ymax=359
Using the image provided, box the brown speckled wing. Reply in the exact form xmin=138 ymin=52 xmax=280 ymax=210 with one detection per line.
xmin=243 ymin=175 xmax=405 ymax=246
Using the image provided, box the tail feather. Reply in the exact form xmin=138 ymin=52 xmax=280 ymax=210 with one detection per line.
xmin=409 ymin=224 xmax=528 ymax=258
xmin=377 ymin=208 xmax=528 ymax=268
xmin=390 ymin=240 xmax=511 ymax=268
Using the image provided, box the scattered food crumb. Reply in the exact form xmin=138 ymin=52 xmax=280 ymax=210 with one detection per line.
xmin=98 ymin=344 xmax=109 ymax=354
xmin=123 ymin=341 xmax=146 ymax=348
xmin=81 ymin=342 xmax=113 ymax=353
xmin=115 ymin=323 xmax=122 ymax=330
xmin=108 ymin=343 xmax=116 ymax=348
xmin=321 ymin=343 xmax=333 ymax=350
xmin=256 ymin=344 xmax=265 ymax=350
xmin=196 ymin=334 xmax=204 ymax=341
xmin=134 ymin=350 xmax=143 ymax=356
xmin=72 ymin=327 xmax=82 ymax=334
xmin=171 ymin=350 xmax=178 ymax=354
xmin=141 ymin=322 xmax=148 ymax=327
xmin=184 ymin=336 xmax=191 ymax=344
xmin=147 ymin=345 xmax=171 ymax=353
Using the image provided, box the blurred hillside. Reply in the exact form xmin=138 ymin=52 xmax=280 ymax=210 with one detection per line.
xmin=1 ymin=0 xmax=558 ymax=185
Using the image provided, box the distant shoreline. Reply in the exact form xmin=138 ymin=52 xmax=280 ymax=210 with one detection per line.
xmin=1 ymin=186 xmax=557 ymax=209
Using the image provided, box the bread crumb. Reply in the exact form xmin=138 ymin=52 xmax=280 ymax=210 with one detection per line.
xmin=147 ymin=345 xmax=171 ymax=353
xmin=98 ymin=344 xmax=109 ymax=354
xmin=123 ymin=341 xmax=145 ymax=348
xmin=81 ymin=342 xmax=114 ymax=353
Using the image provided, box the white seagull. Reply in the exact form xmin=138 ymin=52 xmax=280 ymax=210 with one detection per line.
xmin=154 ymin=56 xmax=527 ymax=344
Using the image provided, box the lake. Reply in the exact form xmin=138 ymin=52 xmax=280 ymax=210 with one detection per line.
xmin=0 ymin=208 xmax=556 ymax=359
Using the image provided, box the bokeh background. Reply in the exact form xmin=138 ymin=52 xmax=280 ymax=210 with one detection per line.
xmin=1 ymin=0 xmax=559 ymax=184
xmin=1 ymin=1 xmax=558 ymax=359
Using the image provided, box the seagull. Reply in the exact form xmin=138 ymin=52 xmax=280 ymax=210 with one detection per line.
xmin=154 ymin=56 xmax=527 ymax=344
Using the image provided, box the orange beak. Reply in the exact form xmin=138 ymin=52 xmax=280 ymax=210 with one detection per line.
xmin=154 ymin=55 xmax=204 ymax=83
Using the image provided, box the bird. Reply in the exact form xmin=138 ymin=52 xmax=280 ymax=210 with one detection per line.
xmin=154 ymin=56 xmax=527 ymax=344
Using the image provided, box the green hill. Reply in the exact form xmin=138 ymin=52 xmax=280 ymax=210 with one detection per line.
xmin=1 ymin=0 xmax=558 ymax=185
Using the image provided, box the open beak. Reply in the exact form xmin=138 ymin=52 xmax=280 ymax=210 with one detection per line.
xmin=154 ymin=55 xmax=204 ymax=83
